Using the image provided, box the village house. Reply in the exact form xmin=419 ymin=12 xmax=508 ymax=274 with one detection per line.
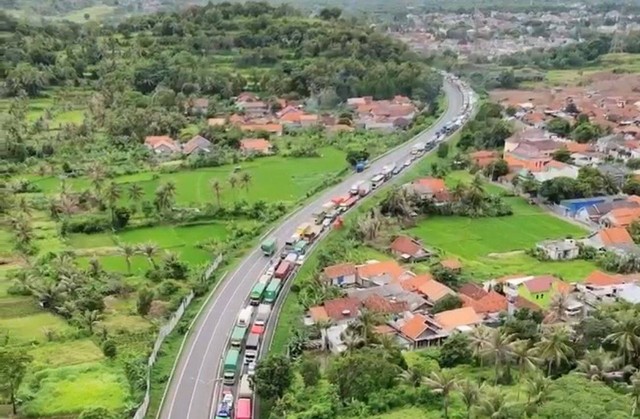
xmin=183 ymin=135 xmax=212 ymax=155
xmin=578 ymin=271 xmax=636 ymax=303
xmin=239 ymin=138 xmax=273 ymax=155
xmin=536 ymin=239 xmax=580 ymax=260
xmin=144 ymin=135 xmax=180 ymax=154
xmin=408 ymin=177 xmax=449 ymax=201
xmin=584 ymin=227 xmax=636 ymax=252
xmin=503 ymin=128 xmax=550 ymax=153
xmin=309 ymin=296 xmax=360 ymax=325
xmin=530 ymin=161 xmax=579 ymax=183
xmin=433 ymin=306 xmax=483 ymax=333
xmin=395 ymin=313 xmax=448 ymax=348
xmin=597 ymin=164 xmax=629 ymax=189
xmin=239 ymin=123 xmax=283 ymax=137
xmin=458 ymin=283 xmax=508 ymax=319
xmin=469 ymin=150 xmax=500 ymax=168
xmin=389 ymin=235 xmax=432 ymax=262
xmin=440 ymin=259 xmax=462 ymax=272
xmin=346 ymin=284 xmax=430 ymax=313
xmin=356 ymin=260 xmax=411 ymax=286
xmin=499 ymin=275 xmax=571 ymax=307
xmin=599 ymin=206 xmax=640 ymax=228
xmin=322 ymin=263 xmax=357 ymax=287
xmin=416 ymin=279 xmax=456 ymax=306
xmin=558 ymin=196 xmax=624 ymax=218
xmin=574 ymin=198 xmax=640 ymax=224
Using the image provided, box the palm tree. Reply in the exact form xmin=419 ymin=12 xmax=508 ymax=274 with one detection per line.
xmin=118 ymin=243 xmax=137 ymax=274
xmin=629 ymin=372 xmax=640 ymax=418
xmin=452 ymin=182 xmax=467 ymax=202
xmin=545 ymin=292 xmax=570 ymax=324
xmin=576 ymin=347 xmax=616 ymax=382
xmin=239 ymin=172 xmax=252 ymax=194
xmin=164 ymin=181 xmax=176 ymax=202
xmin=105 ymin=182 xmax=121 ymax=223
xmin=210 ymin=179 xmax=223 ymax=207
xmin=347 ymin=309 xmax=382 ymax=346
xmin=87 ymin=163 xmax=106 ymax=193
xmin=512 ymin=340 xmax=539 ymax=399
xmin=139 ymin=242 xmax=159 ymax=268
xmin=481 ymin=329 xmax=516 ymax=384
xmin=128 ymin=183 xmax=144 ymax=202
xmin=341 ymin=328 xmax=364 ymax=354
xmin=423 ymin=370 xmax=458 ymax=419
xmin=78 ymin=309 xmax=102 ymax=334
xmin=469 ymin=324 xmax=492 ymax=367
xmin=315 ymin=318 xmax=334 ymax=351
xmin=476 ymin=386 xmax=511 ymax=419
xmin=605 ymin=313 xmax=640 ymax=367
xmin=228 ymin=175 xmax=238 ymax=200
xmin=524 ymin=370 xmax=552 ymax=413
xmin=471 ymin=173 xmax=485 ymax=193
xmin=456 ymin=378 xmax=480 ymax=419
xmin=534 ymin=325 xmax=575 ymax=376
xmin=399 ymin=367 xmax=424 ymax=388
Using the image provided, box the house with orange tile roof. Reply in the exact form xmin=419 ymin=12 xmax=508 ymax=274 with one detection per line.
xmin=239 ymin=123 xmax=283 ymax=136
xmin=207 ymin=117 xmax=227 ymax=127
xmin=399 ymin=273 xmax=433 ymax=292
xmin=144 ymin=135 xmax=180 ymax=154
xmin=469 ymin=150 xmax=499 ymax=168
xmin=585 ymin=227 xmax=636 ymax=252
xmin=460 ymin=291 xmax=508 ymax=317
xmin=434 ymin=307 xmax=483 ymax=332
xmin=409 ymin=177 xmax=448 ymax=200
xmin=578 ymin=270 xmax=638 ymax=303
xmin=318 ymin=297 xmax=360 ymax=322
xmin=500 ymin=275 xmax=571 ymax=308
xmin=239 ymin=138 xmax=273 ymax=155
xmin=346 ymin=283 xmax=430 ymax=313
xmin=417 ymin=279 xmax=455 ymax=305
xmin=356 ymin=260 xmax=409 ymax=286
xmin=600 ymin=206 xmax=640 ymax=228
xmin=389 ymin=235 xmax=432 ymax=262
xmin=440 ymin=259 xmax=462 ymax=271
xmin=322 ymin=263 xmax=357 ymax=287
xmin=574 ymin=197 xmax=640 ymax=224
xmin=396 ymin=313 xmax=448 ymax=348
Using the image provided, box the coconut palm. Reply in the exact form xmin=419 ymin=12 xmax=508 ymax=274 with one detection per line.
xmin=347 ymin=309 xmax=382 ymax=346
xmin=471 ymin=173 xmax=485 ymax=193
xmin=118 ymin=243 xmax=137 ymax=274
xmin=239 ymin=172 xmax=252 ymax=193
xmin=545 ymin=292 xmax=571 ymax=324
xmin=58 ymin=193 xmax=77 ymax=218
xmin=139 ymin=242 xmax=159 ymax=268
xmin=629 ymin=372 xmax=640 ymax=417
xmin=576 ymin=347 xmax=616 ymax=381
xmin=210 ymin=179 xmax=223 ymax=207
xmin=423 ymin=369 xmax=458 ymax=419
xmin=87 ymin=163 xmax=106 ymax=192
xmin=605 ymin=313 xmax=640 ymax=367
xmin=228 ymin=174 xmax=239 ymax=199
xmin=534 ymin=325 xmax=575 ymax=376
xmin=128 ymin=183 xmax=144 ymax=202
xmin=399 ymin=367 xmax=424 ymax=388
xmin=481 ymin=329 xmax=516 ymax=384
xmin=452 ymin=182 xmax=467 ymax=202
xmin=78 ymin=309 xmax=102 ymax=334
xmin=456 ymin=378 xmax=480 ymax=419
xmin=381 ymin=186 xmax=415 ymax=221
xmin=524 ymin=370 xmax=552 ymax=412
xmin=476 ymin=386 xmax=511 ymax=419
xmin=341 ymin=328 xmax=364 ymax=354
xmin=469 ymin=324 xmax=492 ymax=366
xmin=512 ymin=340 xmax=540 ymax=379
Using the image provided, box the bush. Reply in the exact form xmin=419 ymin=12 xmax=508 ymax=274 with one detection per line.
xmin=137 ymin=288 xmax=154 ymax=315
xmin=102 ymin=339 xmax=117 ymax=358
xmin=61 ymin=215 xmax=112 ymax=235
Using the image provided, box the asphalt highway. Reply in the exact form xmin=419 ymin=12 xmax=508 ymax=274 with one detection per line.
xmin=159 ymin=77 xmax=467 ymax=419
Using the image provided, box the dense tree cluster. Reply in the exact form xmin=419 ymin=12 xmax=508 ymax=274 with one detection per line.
xmin=536 ymin=166 xmax=619 ymax=204
xmin=457 ymin=102 xmax=514 ymax=151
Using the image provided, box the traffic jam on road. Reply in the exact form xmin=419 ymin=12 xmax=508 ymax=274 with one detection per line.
xmin=212 ymin=77 xmax=475 ymax=419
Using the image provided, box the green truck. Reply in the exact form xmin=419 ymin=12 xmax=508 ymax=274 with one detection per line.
xmin=293 ymin=240 xmax=308 ymax=255
xmin=263 ymin=278 xmax=282 ymax=304
xmin=261 ymin=238 xmax=277 ymax=256
xmin=223 ymin=348 xmax=240 ymax=384
xmin=230 ymin=325 xmax=248 ymax=347
xmin=250 ymin=282 xmax=267 ymax=305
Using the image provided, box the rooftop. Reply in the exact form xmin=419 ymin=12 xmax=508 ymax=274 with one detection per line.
xmin=322 ymin=297 xmax=360 ymax=320
xmin=597 ymin=227 xmax=634 ymax=246
xmin=434 ymin=307 xmax=482 ymax=331
xmin=417 ymin=279 xmax=455 ymax=302
xmin=323 ymin=263 xmax=356 ymax=279
xmin=357 ymin=260 xmax=406 ymax=281
xmin=441 ymin=259 xmax=462 ymax=270
xmin=390 ymin=235 xmax=425 ymax=257
xmin=523 ymin=275 xmax=557 ymax=293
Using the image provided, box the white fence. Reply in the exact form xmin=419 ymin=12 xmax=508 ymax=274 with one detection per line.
xmin=132 ymin=253 xmax=223 ymax=419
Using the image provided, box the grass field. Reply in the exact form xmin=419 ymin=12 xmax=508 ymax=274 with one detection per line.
xmin=20 ymin=362 xmax=131 ymax=417
xmin=541 ymin=53 xmax=640 ymax=86
xmin=0 ymin=93 xmax=87 ymax=128
xmin=62 ymin=5 xmax=116 ymax=22
xmin=409 ymin=172 xmax=595 ymax=281
xmin=29 ymin=339 xmax=104 ymax=368
xmin=26 ymin=147 xmax=347 ymax=205
xmin=0 ymin=312 xmax=73 ymax=344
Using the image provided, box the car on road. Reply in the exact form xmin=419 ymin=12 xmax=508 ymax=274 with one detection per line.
xmin=296 ymin=255 xmax=306 ymax=266
xmin=392 ymin=165 xmax=402 ymax=175
xmin=404 ymin=159 xmax=412 ymax=167
xmin=247 ymin=362 xmax=256 ymax=376
xmin=322 ymin=218 xmax=332 ymax=228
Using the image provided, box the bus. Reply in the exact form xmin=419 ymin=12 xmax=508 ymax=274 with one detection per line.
xmin=249 ymin=282 xmax=267 ymax=305
xmin=230 ymin=325 xmax=248 ymax=347
xmin=223 ymin=349 xmax=240 ymax=385
xmin=263 ymin=278 xmax=282 ymax=304
xmin=236 ymin=398 xmax=252 ymax=419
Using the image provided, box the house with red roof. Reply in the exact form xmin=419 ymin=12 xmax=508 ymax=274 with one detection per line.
xmin=144 ymin=136 xmax=181 ymax=154
xmin=322 ymin=263 xmax=357 ymax=287
xmin=501 ymin=275 xmax=571 ymax=308
xmin=584 ymin=227 xmax=636 ymax=252
xmin=239 ymin=123 xmax=283 ymax=136
xmin=396 ymin=313 xmax=448 ymax=348
xmin=239 ymin=138 xmax=273 ymax=155
xmin=356 ymin=260 xmax=410 ymax=286
xmin=408 ymin=177 xmax=448 ymax=201
xmin=389 ymin=235 xmax=432 ymax=262
xmin=469 ymin=150 xmax=500 ymax=168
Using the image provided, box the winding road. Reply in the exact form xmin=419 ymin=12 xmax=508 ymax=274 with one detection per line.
xmin=158 ymin=77 xmax=468 ymax=419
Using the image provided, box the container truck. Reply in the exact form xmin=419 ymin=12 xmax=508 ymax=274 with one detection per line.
xmin=411 ymin=143 xmax=425 ymax=154
xmin=340 ymin=196 xmax=358 ymax=210
xmin=238 ymin=374 xmax=253 ymax=398
xmin=293 ymin=240 xmax=308 ymax=255
xmin=260 ymin=238 xmax=277 ymax=256
xmin=237 ymin=306 xmax=254 ymax=326
xmin=244 ymin=333 xmax=261 ymax=364
xmin=223 ymin=349 xmax=240 ymax=384
xmin=254 ymin=303 xmax=271 ymax=326
xmin=284 ymin=234 xmax=299 ymax=250
xmin=284 ymin=252 xmax=298 ymax=264
xmin=295 ymin=222 xmax=311 ymax=237
xmin=263 ymin=278 xmax=282 ymax=304
xmin=249 ymin=282 xmax=267 ymax=305
xmin=381 ymin=164 xmax=395 ymax=180
xmin=371 ymin=174 xmax=385 ymax=189
xmin=358 ymin=181 xmax=371 ymax=196
xmin=230 ymin=325 xmax=248 ymax=347
xmin=236 ymin=398 xmax=252 ymax=419
xmin=258 ymin=273 xmax=272 ymax=285
xmin=275 ymin=261 xmax=292 ymax=279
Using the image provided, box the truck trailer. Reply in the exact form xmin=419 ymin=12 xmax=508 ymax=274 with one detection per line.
xmin=254 ymin=303 xmax=271 ymax=326
xmin=237 ymin=306 xmax=253 ymax=327
xmin=230 ymin=325 xmax=248 ymax=347
xmin=236 ymin=398 xmax=252 ymax=419
xmin=223 ymin=349 xmax=240 ymax=384
xmin=238 ymin=374 xmax=253 ymax=398
xmin=263 ymin=278 xmax=282 ymax=304
xmin=358 ymin=181 xmax=371 ymax=196
xmin=260 ymin=238 xmax=277 ymax=256
xmin=274 ymin=261 xmax=293 ymax=279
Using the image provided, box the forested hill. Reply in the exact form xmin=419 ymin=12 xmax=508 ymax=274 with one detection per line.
xmin=0 ymin=2 xmax=441 ymax=104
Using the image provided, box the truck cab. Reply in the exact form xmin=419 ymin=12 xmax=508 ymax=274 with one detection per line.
xmin=260 ymin=238 xmax=277 ymax=256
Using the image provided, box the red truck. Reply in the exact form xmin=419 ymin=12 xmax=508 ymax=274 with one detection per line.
xmin=236 ymin=398 xmax=252 ymax=419
xmin=274 ymin=260 xmax=293 ymax=279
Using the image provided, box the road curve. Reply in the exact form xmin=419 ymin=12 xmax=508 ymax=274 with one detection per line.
xmin=158 ymin=78 xmax=466 ymax=419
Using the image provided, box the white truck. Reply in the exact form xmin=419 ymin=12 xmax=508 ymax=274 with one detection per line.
xmin=349 ymin=180 xmax=364 ymax=195
xmin=238 ymin=306 xmax=254 ymax=327
xmin=255 ymin=303 xmax=272 ymax=326
xmin=411 ymin=143 xmax=425 ymax=155
xmin=358 ymin=181 xmax=371 ymax=197
xmin=381 ymin=164 xmax=395 ymax=180
xmin=371 ymin=174 xmax=385 ymax=189
xmin=238 ymin=374 xmax=253 ymax=398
